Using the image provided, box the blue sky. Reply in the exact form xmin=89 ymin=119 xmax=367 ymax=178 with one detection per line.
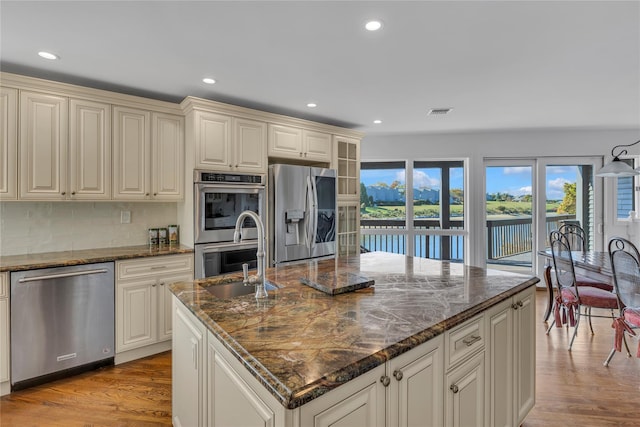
xmin=361 ymin=166 xmax=578 ymax=201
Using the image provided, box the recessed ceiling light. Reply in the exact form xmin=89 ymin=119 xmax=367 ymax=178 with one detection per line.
xmin=307 ymin=103 xmax=317 ymax=108
xmin=373 ymin=120 xmax=382 ymax=124
xmin=202 ymin=77 xmax=216 ymax=85
xmin=38 ymin=51 xmax=59 ymax=60
xmin=365 ymin=20 xmax=383 ymax=31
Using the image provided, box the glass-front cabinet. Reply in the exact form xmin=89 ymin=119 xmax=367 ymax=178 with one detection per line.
xmin=333 ymin=136 xmax=361 ymax=256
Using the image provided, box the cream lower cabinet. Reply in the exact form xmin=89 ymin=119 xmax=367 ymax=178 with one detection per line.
xmin=0 ymin=273 xmax=10 ymax=396
xmin=116 ymin=254 xmax=193 ymax=363
xmin=172 ymin=296 xmax=207 ymax=427
xmin=486 ymin=286 xmax=536 ymax=427
xmin=444 ymin=314 xmax=486 ymax=427
xmin=172 ymin=289 xmax=535 ymax=427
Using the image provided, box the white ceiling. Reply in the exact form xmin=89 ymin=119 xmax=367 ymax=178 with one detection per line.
xmin=1 ymin=1 xmax=639 ymax=136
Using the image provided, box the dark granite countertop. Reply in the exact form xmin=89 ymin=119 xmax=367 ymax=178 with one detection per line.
xmin=0 ymin=244 xmax=194 ymax=272
xmin=169 ymin=251 xmax=539 ymax=409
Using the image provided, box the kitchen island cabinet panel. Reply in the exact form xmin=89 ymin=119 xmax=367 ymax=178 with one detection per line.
xmin=0 ymin=272 xmax=9 ymax=396
xmin=445 ymin=351 xmax=486 ymax=427
xmin=173 ymin=298 xmax=206 ymax=427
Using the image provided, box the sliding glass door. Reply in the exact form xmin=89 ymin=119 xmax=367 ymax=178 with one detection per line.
xmin=485 ymin=161 xmax=535 ymax=273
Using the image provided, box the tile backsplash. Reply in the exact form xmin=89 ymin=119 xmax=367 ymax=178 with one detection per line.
xmin=0 ymin=202 xmax=179 ymax=256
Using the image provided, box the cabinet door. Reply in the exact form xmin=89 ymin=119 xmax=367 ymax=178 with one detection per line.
xmin=116 ymin=279 xmax=156 ymax=352
xmin=337 ymin=202 xmax=360 ymax=257
xmin=208 ymin=343 xmax=275 ymax=427
xmin=513 ymin=287 xmax=536 ymax=426
xmin=388 ymin=336 xmax=444 ymax=427
xmin=19 ymin=91 xmax=68 ymax=200
xmin=445 ymin=352 xmax=485 ymax=427
xmin=0 ymin=273 xmax=9 ymax=385
xmin=0 ymin=87 xmax=18 ymax=200
xmin=302 ymin=130 xmax=332 ymax=162
xmin=194 ymin=111 xmax=232 ymax=170
xmin=173 ymin=298 xmax=206 ymax=427
xmin=234 ymin=117 xmax=266 ymax=173
xmin=267 ymin=124 xmax=302 ymax=159
xmin=333 ymin=136 xmax=360 ymax=201
xmin=157 ymin=272 xmax=192 ymax=342
xmin=113 ymin=106 xmax=150 ymax=199
xmin=69 ymin=98 xmax=111 ymax=200
xmin=487 ymin=298 xmax=514 ymax=427
xmin=152 ymin=112 xmax=184 ymax=200
xmin=299 ymin=364 xmax=385 ymax=427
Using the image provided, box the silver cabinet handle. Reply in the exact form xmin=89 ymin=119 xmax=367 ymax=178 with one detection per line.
xmin=450 ymin=384 xmax=459 ymax=393
xmin=512 ymin=303 xmax=519 ymax=310
xmin=380 ymin=375 xmax=390 ymax=387
xmin=393 ymin=370 xmax=403 ymax=381
xmin=462 ymin=335 xmax=481 ymax=346
xmin=151 ymin=265 xmax=167 ymax=270
xmin=18 ymin=268 xmax=108 ymax=283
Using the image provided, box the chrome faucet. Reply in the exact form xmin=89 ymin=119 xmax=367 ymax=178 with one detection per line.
xmin=233 ymin=210 xmax=268 ymax=298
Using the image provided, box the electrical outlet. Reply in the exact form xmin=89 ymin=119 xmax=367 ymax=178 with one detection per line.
xmin=120 ymin=211 xmax=131 ymax=224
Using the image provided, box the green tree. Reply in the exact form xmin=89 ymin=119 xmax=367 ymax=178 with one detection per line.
xmin=557 ymin=182 xmax=576 ymax=214
xmin=360 ymin=183 xmax=371 ymax=207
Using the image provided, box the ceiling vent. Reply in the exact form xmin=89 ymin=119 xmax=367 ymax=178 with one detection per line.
xmin=428 ymin=108 xmax=452 ymax=115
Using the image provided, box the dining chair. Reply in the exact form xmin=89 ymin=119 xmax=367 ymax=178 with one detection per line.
xmin=558 ymin=223 xmax=614 ymax=292
xmin=546 ymin=230 xmax=619 ymax=351
xmin=603 ymin=237 xmax=640 ymax=366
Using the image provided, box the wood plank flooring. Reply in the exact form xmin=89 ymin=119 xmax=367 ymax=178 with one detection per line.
xmin=1 ymin=289 xmax=639 ymax=426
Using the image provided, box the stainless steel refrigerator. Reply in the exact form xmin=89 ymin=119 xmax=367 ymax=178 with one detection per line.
xmin=269 ymin=164 xmax=337 ymax=265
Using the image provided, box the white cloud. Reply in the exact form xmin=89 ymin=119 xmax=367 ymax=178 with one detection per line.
xmin=413 ymin=170 xmax=439 ymax=188
xmin=516 ymin=186 xmax=532 ymax=196
xmin=547 ymin=177 xmax=571 ymax=199
xmin=503 ymin=167 xmax=531 ymax=175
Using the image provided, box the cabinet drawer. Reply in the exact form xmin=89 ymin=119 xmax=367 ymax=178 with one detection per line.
xmin=0 ymin=273 xmax=7 ymax=298
xmin=445 ymin=314 xmax=485 ymax=370
xmin=117 ymin=254 xmax=193 ymax=280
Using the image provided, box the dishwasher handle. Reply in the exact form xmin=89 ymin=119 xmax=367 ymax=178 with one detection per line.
xmin=17 ymin=268 xmax=109 ymax=283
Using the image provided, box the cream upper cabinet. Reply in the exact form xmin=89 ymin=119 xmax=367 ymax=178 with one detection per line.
xmin=233 ymin=117 xmax=267 ymax=173
xmin=19 ymin=91 xmax=68 ymax=200
xmin=193 ymin=111 xmax=232 ymax=170
xmin=333 ymin=135 xmax=360 ymax=200
xmin=152 ymin=112 xmax=184 ymax=200
xmin=0 ymin=87 xmax=18 ymax=200
xmin=192 ymin=111 xmax=266 ymax=173
xmin=69 ymin=98 xmax=112 ymax=200
xmin=113 ymin=106 xmax=151 ymax=199
xmin=268 ymin=124 xmax=332 ymax=163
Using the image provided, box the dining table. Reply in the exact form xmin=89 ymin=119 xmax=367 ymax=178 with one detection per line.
xmin=537 ymin=249 xmax=613 ymax=321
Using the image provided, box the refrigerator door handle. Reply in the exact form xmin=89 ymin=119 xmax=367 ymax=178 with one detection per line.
xmin=306 ymin=175 xmax=314 ymax=248
xmin=310 ymin=175 xmax=319 ymax=249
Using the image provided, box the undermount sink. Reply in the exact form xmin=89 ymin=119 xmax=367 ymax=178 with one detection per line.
xmin=205 ymin=280 xmax=279 ymax=299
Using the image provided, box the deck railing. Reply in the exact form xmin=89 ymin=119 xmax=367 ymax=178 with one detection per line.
xmin=360 ymin=214 xmax=575 ymax=261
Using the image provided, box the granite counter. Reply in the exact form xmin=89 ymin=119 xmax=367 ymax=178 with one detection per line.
xmin=0 ymin=244 xmax=194 ymax=272
xmin=169 ymin=251 xmax=539 ymax=409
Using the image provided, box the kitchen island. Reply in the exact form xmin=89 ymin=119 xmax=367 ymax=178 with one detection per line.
xmin=169 ymin=252 xmax=539 ymax=427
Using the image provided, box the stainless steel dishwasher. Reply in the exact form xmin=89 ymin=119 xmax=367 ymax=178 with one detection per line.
xmin=10 ymin=261 xmax=115 ymax=390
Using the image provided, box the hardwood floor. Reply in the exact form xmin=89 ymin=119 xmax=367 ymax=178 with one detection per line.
xmin=1 ymin=288 xmax=639 ymax=426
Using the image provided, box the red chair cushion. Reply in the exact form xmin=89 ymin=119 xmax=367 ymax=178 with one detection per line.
xmin=575 ymin=274 xmax=614 ymax=292
xmin=576 ymin=286 xmax=619 ymax=309
xmin=624 ymin=308 xmax=640 ymax=327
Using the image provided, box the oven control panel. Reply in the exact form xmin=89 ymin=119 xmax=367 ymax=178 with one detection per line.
xmin=195 ymin=171 xmax=265 ymax=185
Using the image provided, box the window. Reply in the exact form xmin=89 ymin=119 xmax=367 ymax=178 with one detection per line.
xmin=616 ymin=158 xmax=635 ymax=220
xmin=360 ymin=160 xmax=466 ymax=261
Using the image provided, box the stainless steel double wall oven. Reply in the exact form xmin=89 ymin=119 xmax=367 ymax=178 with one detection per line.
xmin=193 ymin=171 xmax=265 ymax=279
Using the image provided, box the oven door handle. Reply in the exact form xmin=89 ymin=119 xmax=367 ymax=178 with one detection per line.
xmin=198 ymin=242 xmax=258 ymax=253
